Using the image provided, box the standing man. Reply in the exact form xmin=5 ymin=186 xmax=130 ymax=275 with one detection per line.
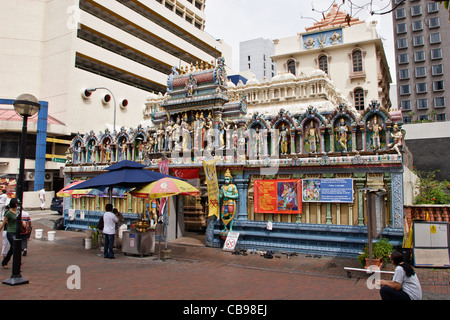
xmin=0 ymin=190 xmax=9 ymax=258
xmin=103 ymin=203 xmax=118 ymax=259
xmin=39 ymin=188 xmax=46 ymax=210
xmin=0 ymin=189 xmax=7 ymax=219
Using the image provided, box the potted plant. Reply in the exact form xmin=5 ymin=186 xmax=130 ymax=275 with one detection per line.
xmin=357 ymin=238 xmax=393 ymax=269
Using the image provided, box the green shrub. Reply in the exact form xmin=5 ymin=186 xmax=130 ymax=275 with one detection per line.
xmin=357 ymin=238 xmax=393 ymax=267
xmin=413 ymin=170 xmax=450 ymax=205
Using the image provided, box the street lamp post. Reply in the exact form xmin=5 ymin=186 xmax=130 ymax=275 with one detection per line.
xmin=86 ymin=87 xmax=117 ymax=133
xmin=3 ymin=94 xmax=40 ymax=286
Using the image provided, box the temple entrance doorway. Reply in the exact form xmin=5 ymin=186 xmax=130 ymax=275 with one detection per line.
xmin=171 ymin=194 xmax=207 ymax=246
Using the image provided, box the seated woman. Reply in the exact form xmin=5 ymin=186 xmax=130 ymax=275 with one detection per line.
xmin=378 ymin=251 xmax=422 ymax=300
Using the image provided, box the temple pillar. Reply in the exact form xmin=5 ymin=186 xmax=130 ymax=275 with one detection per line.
xmin=355 ymin=173 xmax=366 ymax=226
xmin=290 ymin=131 xmax=296 ymax=154
xmin=351 ymin=126 xmax=357 ymax=152
xmin=328 ymin=127 xmax=334 ymax=153
xmin=391 ymin=171 xmax=404 ymax=229
xmin=320 ymin=127 xmax=326 ymax=153
xmin=235 ymin=176 xmax=249 ymax=221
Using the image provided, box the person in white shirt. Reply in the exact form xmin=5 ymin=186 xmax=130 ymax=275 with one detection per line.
xmin=378 ymin=251 xmax=422 ymax=300
xmin=103 ymin=203 xmax=118 ymax=259
xmin=0 ymin=190 xmax=7 ymax=220
xmin=0 ymin=192 xmax=9 ymax=257
xmin=39 ymin=188 xmax=46 ymax=210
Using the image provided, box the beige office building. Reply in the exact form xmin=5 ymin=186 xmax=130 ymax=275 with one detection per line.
xmin=0 ymin=0 xmax=230 ymax=194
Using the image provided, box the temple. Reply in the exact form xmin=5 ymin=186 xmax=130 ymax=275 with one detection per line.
xmin=63 ymin=56 xmax=410 ymax=257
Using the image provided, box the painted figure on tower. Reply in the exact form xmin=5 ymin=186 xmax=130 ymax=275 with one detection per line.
xmin=219 ymin=169 xmax=238 ymax=232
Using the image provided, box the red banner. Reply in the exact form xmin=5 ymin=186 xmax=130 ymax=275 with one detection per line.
xmin=172 ymin=168 xmax=199 ymax=180
xmin=254 ymin=179 xmax=302 ymax=214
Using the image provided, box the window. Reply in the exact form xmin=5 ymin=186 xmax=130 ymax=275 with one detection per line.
xmin=395 ymin=8 xmax=406 ymax=19
xmin=430 ymin=33 xmax=441 ymax=44
xmin=397 ymin=23 xmax=407 ymax=34
xmin=248 ymin=56 xmax=251 ymax=61
xmin=352 ymin=50 xmax=363 ymax=72
xmin=318 ymin=55 xmax=328 ymax=74
xmin=429 ymin=17 xmax=440 ymax=28
xmin=412 ymin=20 xmax=423 ymax=32
xmin=165 ymin=2 xmax=173 ymax=10
xmin=414 ymin=51 xmax=425 ymax=62
xmin=411 ymin=5 xmax=422 ymax=16
xmin=416 ymin=82 xmax=427 ymax=93
xmin=415 ymin=66 xmax=426 ymax=78
xmin=398 ymin=53 xmax=409 ymax=64
xmin=399 ymin=68 xmax=410 ymax=80
xmin=432 ymin=64 xmax=443 ymax=76
xmin=428 ymin=2 xmax=439 ymax=13
xmin=417 ymin=98 xmax=428 ymax=109
xmin=413 ymin=35 xmax=424 ymax=46
xmin=400 ymin=100 xmax=411 ymax=110
xmin=431 ymin=48 xmax=442 ymax=60
xmin=397 ymin=38 xmax=408 ymax=49
xmin=400 ymin=84 xmax=411 ymax=95
xmin=419 ymin=115 xmax=429 ymax=121
xmin=403 ymin=116 xmax=412 ymax=124
xmin=434 ymin=97 xmax=446 ymax=108
xmin=436 ymin=114 xmax=447 ymax=121
xmin=287 ymin=60 xmax=296 ymax=75
xmin=354 ymin=88 xmax=365 ymax=111
xmin=433 ymin=80 xmax=444 ymax=92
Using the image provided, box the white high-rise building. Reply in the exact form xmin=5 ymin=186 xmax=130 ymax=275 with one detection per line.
xmin=239 ymin=38 xmax=276 ymax=82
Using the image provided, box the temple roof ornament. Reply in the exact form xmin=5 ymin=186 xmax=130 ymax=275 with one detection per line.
xmin=304 ymin=4 xmax=364 ymax=33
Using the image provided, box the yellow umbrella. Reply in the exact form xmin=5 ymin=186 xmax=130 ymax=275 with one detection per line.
xmin=131 ymin=177 xmax=199 ymax=199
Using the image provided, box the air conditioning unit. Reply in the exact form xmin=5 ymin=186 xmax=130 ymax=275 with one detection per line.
xmin=25 ymin=171 xmax=35 ymax=181
xmin=45 ymin=172 xmax=53 ymax=182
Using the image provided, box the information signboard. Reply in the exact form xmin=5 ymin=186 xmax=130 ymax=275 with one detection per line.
xmin=302 ymin=178 xmax=353 ymax=203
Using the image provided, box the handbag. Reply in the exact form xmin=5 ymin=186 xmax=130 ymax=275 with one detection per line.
xmin=96 ymin=215 xmax=104 ymax=231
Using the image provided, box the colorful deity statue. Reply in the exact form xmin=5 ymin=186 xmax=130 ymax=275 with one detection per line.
xmin=279 ymin=124 xmax=289 ymax=155
xmin=336 ymin=118 xmax=348 ymax=152
xmin=388 ymin=122 xmax=403 ymax=156
xmin=156 ymin=123 xmax=165 ymax=152
xmin=367 ymin=115 xmax=383 ymax=151
xmin=88 ymin=140 xmax=97 ymax=163
xmin=219 ymin=169 xmax=238 ymax=232
xmin=74 ymin=141 xmax=82 ymax=164
xmin=165 ymin=120 xmax=174 ymax=151
xmin=103 ymin=140 xmax=111 ymax=163
xmin=305 ymin=120 xmax=319 ymax=153
xmin=218 ymin=114 xmax=225 ymax=149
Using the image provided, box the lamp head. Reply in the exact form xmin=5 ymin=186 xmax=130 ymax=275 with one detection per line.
xmin=13 ymin=94 xmax=40 ymax=117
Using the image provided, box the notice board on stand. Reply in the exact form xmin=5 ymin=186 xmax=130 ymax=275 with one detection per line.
xmin=413 ymin=221 xmax=450 ymax=268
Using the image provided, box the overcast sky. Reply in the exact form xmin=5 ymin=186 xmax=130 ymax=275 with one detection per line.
xmin=204 ymin=0 xmax=395 ymax=80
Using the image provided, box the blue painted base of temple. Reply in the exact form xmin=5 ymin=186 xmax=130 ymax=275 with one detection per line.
xmin=208 ymin=219 xmax=403 ymax=258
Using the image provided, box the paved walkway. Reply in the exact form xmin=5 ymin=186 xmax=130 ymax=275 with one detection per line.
xmin=1 ymin=210 xmax=448 ymax=304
